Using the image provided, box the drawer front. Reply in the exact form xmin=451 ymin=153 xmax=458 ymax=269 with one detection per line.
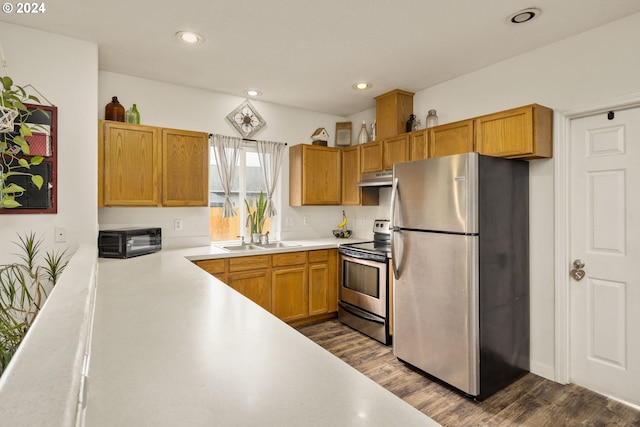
xmin=194 ymin=259 xmax=226 ymax=274
xmin=272 ymin=251 xmax=307 ymax=267
xmin=308 ymin=249 xmax=329 ymax=263
xmin=229 ymin=255 xmax=270 ymax=272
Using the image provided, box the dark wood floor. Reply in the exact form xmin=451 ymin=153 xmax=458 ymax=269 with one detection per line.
xmin=296 ymin=319 xmax=640 ymax=427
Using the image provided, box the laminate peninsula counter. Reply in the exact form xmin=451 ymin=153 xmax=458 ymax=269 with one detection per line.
xmin=82 ymin=241 xmax=441 ymax=426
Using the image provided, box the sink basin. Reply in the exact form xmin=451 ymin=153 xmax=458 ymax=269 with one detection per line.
xmin=220 ymin=244 xmax=265 ymax=251
xmin=219 ymin=242 xmax=300 ymax=251
xmin=258 ymin=242 xmax=301 ymax=249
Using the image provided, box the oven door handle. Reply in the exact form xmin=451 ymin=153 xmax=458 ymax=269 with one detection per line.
xmin=339 ymin=301 xmax=385 ymax=324
xmin=390 ymin=177 xmax=400 ymax=280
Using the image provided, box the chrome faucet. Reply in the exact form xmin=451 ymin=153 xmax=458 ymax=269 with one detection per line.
xmin=246 ymin=215 xmax=255 ymax=243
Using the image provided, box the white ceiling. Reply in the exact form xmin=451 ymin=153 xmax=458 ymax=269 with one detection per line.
xmin=2 ymin=0 xmax=640 ymax=117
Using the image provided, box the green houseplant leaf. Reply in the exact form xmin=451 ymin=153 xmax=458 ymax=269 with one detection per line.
xmin=0 ymin=75 xmax=51 ymax=208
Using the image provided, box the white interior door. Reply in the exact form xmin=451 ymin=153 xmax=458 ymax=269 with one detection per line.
xmin=570 ymin=106 xmax=640 ymax=406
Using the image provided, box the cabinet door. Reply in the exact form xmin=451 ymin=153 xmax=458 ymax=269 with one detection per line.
xmin=383 ymin=134 xmax=409 ymax=170
xmin=475 ymin=104 xmax=552 ymax=159
xmin=102 ymin=122 xmax=161 ymax=206
xmin=194 ymin=258 xmax=227 ymax=283
xmin=428 ymin=119 xmax=474 ymax=158
xmin=341 ymin=146 xmax=361 ymax=205
xmin=309 ymin=262 xmax=329 ymax=316
xmin=409 ymin=129 xmax=428 ymax=161
xmin=272 ymin=266 xmax=308 ymax=322
xmin=360 ymin=141 xmax=383 ymax=173
xmin=227 ymin=270 xmax=271 ymax=311
xmin=302 ymin=145 xmax=341 ymax=205
xmin=308 ymin=249 xmax=338 ymax=315
xmin=162 ymin=128 xmax=209 ymax=206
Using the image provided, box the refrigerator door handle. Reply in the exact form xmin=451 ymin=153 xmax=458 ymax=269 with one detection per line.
xmin=390 ymin=177 xmax=400 ymax=280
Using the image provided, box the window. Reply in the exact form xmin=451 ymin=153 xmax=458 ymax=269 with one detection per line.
xmin=209 ymin=145 xmax=271 ymax=242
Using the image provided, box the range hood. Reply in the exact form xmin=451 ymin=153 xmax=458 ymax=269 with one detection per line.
xmin=357 ymin=171 xmax=393 ymax=187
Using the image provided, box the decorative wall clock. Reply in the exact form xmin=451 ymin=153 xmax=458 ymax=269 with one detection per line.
xmin=226 ymin=100 xmax=266 ymax=139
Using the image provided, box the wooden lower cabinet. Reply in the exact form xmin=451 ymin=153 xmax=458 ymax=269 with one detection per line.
xmin=272 ymin=266 xmax=308 ymax=322
xmin=308 ymin=249 xmax=337 ymax=315
xmin=194 ymin=258 xmax=227 ymax=283
xmin=272 ymin=251 xmax=308 ymax=322
xmin=227 ymin=270 xmax=271 ymax=311
xmin=194 ymin=249 xmax=338 ymax=325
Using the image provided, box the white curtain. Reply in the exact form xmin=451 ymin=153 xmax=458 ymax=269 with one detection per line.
xmin=211 ymin=134 xmax=242 ymax=217
xmin=256 ymin=140 xmax=285 ymax=217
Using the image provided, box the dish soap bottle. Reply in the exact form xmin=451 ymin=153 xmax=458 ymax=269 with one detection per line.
xmin=125 ymin=104 xmax=140 ymax=124
xmin=105 ymin=96 xmax=125 ymax=122
xmin=358 ymin=120 xmax=370 ymax=144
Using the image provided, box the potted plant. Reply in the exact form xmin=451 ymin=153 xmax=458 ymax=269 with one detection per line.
xmin=244 ymin=191 xmax=267 ymax=242
xmin=0 ymin=75 xmax=48 ymax=208
xmin=0 ymin=232 xmax=68 ymax=375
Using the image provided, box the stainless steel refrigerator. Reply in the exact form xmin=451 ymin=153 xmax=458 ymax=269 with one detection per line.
xmin=390 ymin=152 xmax=529 ymax=400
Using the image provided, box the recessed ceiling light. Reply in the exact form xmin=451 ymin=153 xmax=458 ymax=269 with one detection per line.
xmin=353 ymin=82 xmax=372 ymax=90
xmin=507 ymin=8 xmax=541 ymax=24
xmin=244 ymin=89 xmax=262 ymax=97
xmin=176 ymin=31 xmax=204 ymax=44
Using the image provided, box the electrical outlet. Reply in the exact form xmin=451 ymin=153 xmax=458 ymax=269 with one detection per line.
xmin=174 ymin=219 xmax=183 ymax=231
xmin=285 ymin=217 xmax=294 ymax=226
xmin=303 ymin=215 xmax=310 ymax=226
xmin=54 ymin=226 xmax=66 ymax=243
xmin=360 ymin=216 xmax=366 ymax=225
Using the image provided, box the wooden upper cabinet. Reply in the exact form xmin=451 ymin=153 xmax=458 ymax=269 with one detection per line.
xmin=341 ymin=146 xmax=379 ymax=207
xmin=101 ymin=121 xmax=161 ymax=207
xmin=428 ymin=119 xmax=475 ymax=158
xmin=383 ymin=134 xmax=409 ymax=170
xmin=375 ymin=89 xmax=414 ymax=139
xmin=289 ymin=144 xmax=341 ymax=206
xmin=162 ymin=128 xmax=209 ymax=206
xmin=475 ymin=104 xmax=552 ymax=159
xmin=360 ymin=140 xmax=383 ymax=173
xmin=99 ymin=120 xmax=208 ymax=207
xmin=340 ymin=145 xmax=361 ymax=205
xmin=409 ymin=129 xmax=428 ymax=161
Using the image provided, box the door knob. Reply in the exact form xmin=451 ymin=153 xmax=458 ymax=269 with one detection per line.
xmin=570 ymin=259 xmax=586 ymax=281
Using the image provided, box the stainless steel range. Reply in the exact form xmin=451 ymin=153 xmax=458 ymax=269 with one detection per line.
xmin=338 ymin=219 xmax=391 ymax=345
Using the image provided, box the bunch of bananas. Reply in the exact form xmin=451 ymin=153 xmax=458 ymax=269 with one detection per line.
xmin=337 ymin=210 xmax=347 ymax=229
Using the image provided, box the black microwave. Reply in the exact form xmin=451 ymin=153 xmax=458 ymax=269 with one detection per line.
xmin=98 ymin=227 xmax=162 ymax=259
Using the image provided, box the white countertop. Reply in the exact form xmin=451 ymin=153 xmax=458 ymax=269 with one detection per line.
xmin=83 ymin=240 xmax=440 ymax=426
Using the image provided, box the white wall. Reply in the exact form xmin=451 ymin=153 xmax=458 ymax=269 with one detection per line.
xmin=0 ymin=23 xmax=98 ymax=261
xmin=98 ymin=72 xmax=351 ymax=246
xmin=395 ymin=12 xmax=640 ymax=381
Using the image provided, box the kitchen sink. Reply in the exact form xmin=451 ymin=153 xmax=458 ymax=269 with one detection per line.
xmin=220 ymin=242 xmax=301 ymax=251
xmin=220 ymin=244 xmax=266 ymax=251
xmin=258 ymin=242 xmax=301 ymax=249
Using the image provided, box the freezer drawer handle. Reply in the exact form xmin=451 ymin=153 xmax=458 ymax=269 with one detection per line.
xmin=339 ymin=301 xmax=385 ymax=324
